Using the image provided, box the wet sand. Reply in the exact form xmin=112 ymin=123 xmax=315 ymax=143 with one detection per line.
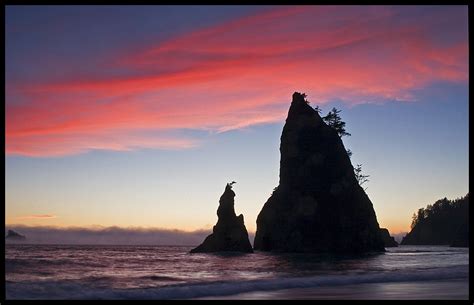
xmin=194 ymin=279 xmax=469 ymax=300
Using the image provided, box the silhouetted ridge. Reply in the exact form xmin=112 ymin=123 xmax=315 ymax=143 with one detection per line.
xmin=190 ymin=183 xmax=253 ymax=253
xmin=254 ymin=92 xmax=385 ymax=253
xmin=401 ymin=193 xmax=469 ymax=247
xmin=5 ymin=229 xmax=26 ymax=241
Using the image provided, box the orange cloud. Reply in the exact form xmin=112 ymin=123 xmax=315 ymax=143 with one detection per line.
xmin=6 ymin=6 xmax=468 ymax=157
xmin=16 ymin=214 xmax=57 ymax=220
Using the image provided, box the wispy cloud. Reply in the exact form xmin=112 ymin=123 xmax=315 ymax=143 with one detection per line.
xmin=6 ymin=6 xmax=468 ymax=157
xmin=7 ymin=129 xmax=200 ymax=157
xmin=15 ymin=214 xmax=57 ymax=220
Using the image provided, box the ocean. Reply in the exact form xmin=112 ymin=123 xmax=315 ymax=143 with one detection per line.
xmin=5 ymin=244 xmax=469 ymax=300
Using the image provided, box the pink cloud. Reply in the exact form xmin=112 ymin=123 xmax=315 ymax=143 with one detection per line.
xmin=7 ymin=131 xmax=200 ymax=157
xmin=6 ymin=6 xmax=468 ymax=157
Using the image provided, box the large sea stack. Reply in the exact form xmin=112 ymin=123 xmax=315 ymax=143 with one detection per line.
xmin=190 ymin=183 xmax=253 ymax=253
xmin=254 ymin=92 xmax=385 ymax=253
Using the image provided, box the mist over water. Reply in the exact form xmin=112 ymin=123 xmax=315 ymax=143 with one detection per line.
xmin=5 ymin=225 xmax=257 ymax=246
xmin=5 ymin=225 xmax=220 ymax=246
xmin=5 ymin=244 xmax=468 ymax=299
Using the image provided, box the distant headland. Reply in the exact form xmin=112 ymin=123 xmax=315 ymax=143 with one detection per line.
xmin=401 ymin=194 xmax=469 ymax=247
xmin=5 ymin=229 xmax=26 ymax=242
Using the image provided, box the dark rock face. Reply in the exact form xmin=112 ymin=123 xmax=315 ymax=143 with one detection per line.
xmin=5 ymin=230 xmax=26 ymax=241
xmin=450 ymin=221 xmax=469 ymax=247
xmin=190 ymin=183 xmax=253 ymax=253
xmin=379 ymin=228 xmax=398 ymax=247
xmin=254 ymin=92 xmax=385 ymax=253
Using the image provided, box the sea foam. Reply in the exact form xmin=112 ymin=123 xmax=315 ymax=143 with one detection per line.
xmin=6 ymin=264 xmax=468 ymax=300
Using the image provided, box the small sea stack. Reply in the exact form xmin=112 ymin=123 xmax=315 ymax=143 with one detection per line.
xmin=190 ymin=183 xmax=253 ymax=253
xmin=5 ymin=229 xmax=26 ymax=241
xmin=379 ymin=228 xmax=398 ymax=247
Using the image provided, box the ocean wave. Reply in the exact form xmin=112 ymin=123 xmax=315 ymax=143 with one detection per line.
xmin=6 ymin=258 xmax=68 ymax=265
xmin=389 ymin=250 xmax=466 ymax=254
xmin=145 ymin=275 xmax=182 ymax=281
xmin=5 ymin=258 xmax=109 ymax=269
xmin=6 ymin=265 xmax=468 ymax=300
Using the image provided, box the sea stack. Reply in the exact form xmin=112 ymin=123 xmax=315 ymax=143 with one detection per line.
xmin=190 ymin=183 xmax=253 ymax=253
xmin=5 ymin=229 xmax=26 ymax=241
xmin=379 ymin=228 xmax=398 ymax=247
xmin=254 ymin=92 xmax=385 ymax=253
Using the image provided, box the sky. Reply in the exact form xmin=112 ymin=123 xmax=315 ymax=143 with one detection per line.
xmin=5 ymin=5 xmax=468 ymax=242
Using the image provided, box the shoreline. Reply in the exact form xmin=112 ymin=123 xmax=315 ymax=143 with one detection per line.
xmin=192 ymin=278 xmax=469 ymax=300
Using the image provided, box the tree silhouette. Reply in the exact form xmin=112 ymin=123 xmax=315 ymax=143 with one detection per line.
xmin=322 ymin=107 xmax=351 ymax=137
xmin=404 ymin=193 xmax=469 ymax=245
xmin=411 ymin=208 xmax=426 ymax=229
xmin=301 ymin=93 xmax=310 ymax=104
xmin=409 ymin=194 xmax=469 ymax=232
xmin=346 ymin=149 xmax=352 ymax=158
xmin=354 ymin=164 xmax=369 ymax=190
xmin=411 ymin=212 xmax=418 ymax=229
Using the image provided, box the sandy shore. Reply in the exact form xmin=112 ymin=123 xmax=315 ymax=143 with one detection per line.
xmin=193 ymin=279 xmax=469 ymax=300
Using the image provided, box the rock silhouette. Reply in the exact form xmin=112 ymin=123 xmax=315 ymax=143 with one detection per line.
xmin=379 ymin=228 xmax=398 ymax=247
xmin=254 ymin=92 xmax=385 ymax=253
xmin=401 ymin=193 xmax=469 ymax=246
xmin=5 ymin=229 xmax=26 ymax=241
xmin=190 ymin=183 xmax=253 ymax=253
xmin=450 ymin=221 xmax=469 ymax=247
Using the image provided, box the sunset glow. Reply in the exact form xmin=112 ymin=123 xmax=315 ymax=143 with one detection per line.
xmin=5 ymin=5 xmax=468 ymax=237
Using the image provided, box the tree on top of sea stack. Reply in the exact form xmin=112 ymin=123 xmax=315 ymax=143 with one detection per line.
xmin=253 ymin=92 xmax=385 ymax=253
xmin=322 ymin=107 xmax=351 ymax=138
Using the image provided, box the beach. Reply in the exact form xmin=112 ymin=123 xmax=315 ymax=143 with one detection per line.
xmin=194 ymin=279 xmax=468 ymax=300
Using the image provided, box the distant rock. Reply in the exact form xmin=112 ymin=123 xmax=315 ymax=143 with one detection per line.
xmin=190 ymin=183 xmax=253 ymax=253
xmin=379 ymin=228 xmax=398 ymax=247
xmin=401 ymin=194 xmax=469 ymax=246
xmin=254 ymin=92 xmax=385 ymax=253
xmin=391 ymin=232 xmax=407 ymax=244
xmin=5 ymin=229 xmax=26 ymax=241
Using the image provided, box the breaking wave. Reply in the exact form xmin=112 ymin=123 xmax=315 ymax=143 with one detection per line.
xmin=6 ymin=265 xmax=468 ymax=300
